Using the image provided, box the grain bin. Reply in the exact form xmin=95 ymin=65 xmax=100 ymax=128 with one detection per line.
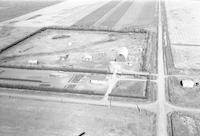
xmin=115 ymin=47 xmax=128 ymax=62
xmin=180 ymin=79 xmax=195 ymax=88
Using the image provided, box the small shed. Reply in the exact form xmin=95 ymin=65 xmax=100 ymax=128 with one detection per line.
xmin=89 ymin=75 xmax=107 ymax=84
xmin=90 ymin=79 xmax=106 ymax=85
xmin=59 ymin=54 xmax=69 ymax=61
xmin=28 ymin=59 xmax=38 ymax=65
xmin=82 ymin=54 xmax=93 ymax=61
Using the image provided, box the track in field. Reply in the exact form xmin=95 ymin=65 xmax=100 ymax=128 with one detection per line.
xmin=72 ymin=1 xmax=120 ymax=27
xmin=71 ymin=0 xmax=157 ymax=30
xmin=99 ymin=1 xmax=133 ymax=27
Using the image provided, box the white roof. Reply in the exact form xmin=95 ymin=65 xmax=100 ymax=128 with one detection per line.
xmin=181 ymin=80 xmax=194 ymax=88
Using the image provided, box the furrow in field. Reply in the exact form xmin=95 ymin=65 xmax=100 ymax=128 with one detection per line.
xmin=99 ymin=1 xmax=133 ymax=28
xmin=114 ymin=0 xmax=157 ymax=30
xmin=71 ymin=1 xmax=120 ymax=27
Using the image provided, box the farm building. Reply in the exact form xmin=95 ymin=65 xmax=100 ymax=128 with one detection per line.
xmin=115 ymin=47 xmax=129 ymax=62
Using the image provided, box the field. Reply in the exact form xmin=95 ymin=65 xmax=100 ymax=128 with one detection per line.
xmin=168 ymin=112 xmax=200 ymax=136
xmin=166 ymin=76 xmax=200 ymax=108
xmin=171 ymin=45 xmax=200 ymax=75
xmin=111 ymin=80 xmax=147 ymax=98
xmin=164 ymin=0 xmax=200 ymax=75
xmin=0 ymin=96 xmax=157 ymax=136
xmin=0 ymin=0 xmax=61 ymax=22
xmin=109 ymin=79 xmax=157 ymax=102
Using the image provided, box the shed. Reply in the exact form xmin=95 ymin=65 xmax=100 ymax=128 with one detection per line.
xmin=82 ymin=54 xmax=93 ymax=61
xmin=89 ymin=75 xmax=107 ymax=85
xmin=59 ymin=54 xmax=69 ymax=61
xmin=28 ymin=59 xmax=38 ymax=65
xmin=90 ymin=79 xmax=106 ymax=85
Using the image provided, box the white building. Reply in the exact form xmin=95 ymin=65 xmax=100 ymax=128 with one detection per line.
xmin=82 ymin=54 xmax=93 ymax=61
xmin=28 ymin=59 xmax=38 ymax=65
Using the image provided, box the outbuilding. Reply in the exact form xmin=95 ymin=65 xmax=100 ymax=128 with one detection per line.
xmin=59 ymin=54 xmax=69 ymax=61
xmin=89 ymin=75 xmax=107 ymax=85
xmin=82 ymin=54 xmax=93 ymax=61
xmin=28 ymin=59 xmax=38 ymax=65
